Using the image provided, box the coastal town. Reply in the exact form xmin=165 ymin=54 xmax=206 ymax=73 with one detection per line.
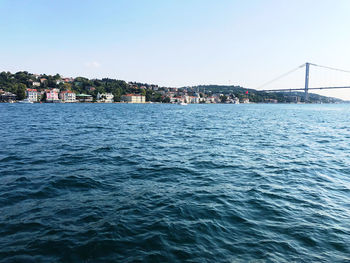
xmin=0 ymin=86 xmax=247 ymax=104
xmin=0 ymin=72 xmax=249 ymax=104
xmin=0 ymin=71 xmax=341 ymax=104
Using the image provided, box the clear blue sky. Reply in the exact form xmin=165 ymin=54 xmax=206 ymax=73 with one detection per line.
xmin=1 ymin=0 xmax=350 ymax=99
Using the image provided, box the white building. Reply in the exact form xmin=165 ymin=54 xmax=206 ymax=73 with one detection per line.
xmin=190 ymin=96 xmax=200 ymax=104
xmin=97 ymin=92 xmax=114 ymax=103
xmin=25 ymin=89 xmax=39 ymax=102
xmin=205 ymin=97 xmax=216 ymax=103
xmin=121 ymin=94 xmax=146 ymax=103
xmin=170 ymin=97 xmax=184 ymax=103
xmin=59 ymin=90 xmax=76 ymax=103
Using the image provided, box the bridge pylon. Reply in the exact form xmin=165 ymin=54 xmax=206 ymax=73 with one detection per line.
xmin=304 ymin=62 xmax=310 ymax=102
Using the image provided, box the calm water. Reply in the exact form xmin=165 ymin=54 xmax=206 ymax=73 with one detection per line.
xmin=0 ymin=103 xmax=350 ymax=262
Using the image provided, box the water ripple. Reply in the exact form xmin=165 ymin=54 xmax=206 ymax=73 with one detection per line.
xmin=0 ymin=103 xmax=350 ymax=262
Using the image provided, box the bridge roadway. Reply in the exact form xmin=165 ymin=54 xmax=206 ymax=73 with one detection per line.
xmin=261 ymin=86 xmax=350 ymax=93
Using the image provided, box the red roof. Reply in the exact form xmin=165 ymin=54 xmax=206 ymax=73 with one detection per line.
xmin=124 ymin=94 xmax=143 ymax=97
xmin=26 ymin=88 xmax=37 ymax=92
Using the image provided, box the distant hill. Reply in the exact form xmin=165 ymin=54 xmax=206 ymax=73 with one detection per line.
xmin=187 ymin=85 xmax=343 ymax=103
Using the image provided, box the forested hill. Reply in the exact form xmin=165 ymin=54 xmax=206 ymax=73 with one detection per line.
xmin=0 ymin=71 xmax=163 ymax=102
xmin=190 ymin=85 xmax=343 ymax=103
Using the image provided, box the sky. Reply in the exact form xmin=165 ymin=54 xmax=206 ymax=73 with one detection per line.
xmin=1 ymin=0 xmax=350 ymax=99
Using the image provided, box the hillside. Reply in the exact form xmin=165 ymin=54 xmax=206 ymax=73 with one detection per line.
xmin=190 ymin=85 xmax=343 ymax=103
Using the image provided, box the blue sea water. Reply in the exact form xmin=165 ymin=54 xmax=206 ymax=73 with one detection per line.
xmin=0 ymin=103 xmax=350 ymax=262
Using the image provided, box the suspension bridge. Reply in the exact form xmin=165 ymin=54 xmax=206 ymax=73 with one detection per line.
xmin=258 ymin=62 xmax=350 ymax=101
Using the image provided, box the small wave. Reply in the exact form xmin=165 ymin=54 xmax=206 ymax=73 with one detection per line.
xmin=49 ymin=175 xmax=106 ymax=191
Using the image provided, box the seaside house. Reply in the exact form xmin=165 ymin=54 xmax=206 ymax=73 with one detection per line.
xmin=205 ymin=97 xmax=216 ymax=103
xmin=233 ymin=97 xmax=240 ymax=104
xmin=190 ymin=96 xmax=200 ymax=104
xmin=121 ymin=94 xmax=146 ymax=103
xmin=76 ymin=94 xmax=93 ymax=102
xmin=184 ymin=95 xmax=191 ymax=104
xmin=290 ymin=96 xmax=301 ymax=103
xmin=0 ymin=92 xmax=17 ymax=102
xmin=170 ymin=96 xmax=185 ymax=103
xmin=26 ymin=88 xmax=39 ymax=102
xmin=97 ymin=92 xmax=114 ymax=103
xmin=45 ymin=89 xmax=60 ymax=102
xmin=59 ymin=90 xmax=76 ymax=103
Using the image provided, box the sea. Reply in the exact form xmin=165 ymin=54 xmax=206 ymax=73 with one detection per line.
xmin=0 ymin=103 xmax=350 ymax=262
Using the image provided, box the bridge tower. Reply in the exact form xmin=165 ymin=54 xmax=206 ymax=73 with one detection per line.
xmin=304 ymin=62 xmax=310 ymax=102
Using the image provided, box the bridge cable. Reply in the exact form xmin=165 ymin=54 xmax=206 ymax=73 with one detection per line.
xmin=257 ymin=64 xmax=305 ymax=90
xmin=310 ymin=63 xmax=350 ymax=74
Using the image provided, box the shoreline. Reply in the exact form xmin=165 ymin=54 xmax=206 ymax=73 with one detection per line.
xmin=0 ymin=101 xmax=345 ymax=105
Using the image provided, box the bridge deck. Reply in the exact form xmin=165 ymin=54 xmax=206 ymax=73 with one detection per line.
xmin=261 ymin=86 xmax=350 ymax=92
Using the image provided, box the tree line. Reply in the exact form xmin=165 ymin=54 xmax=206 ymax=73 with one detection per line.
xmin=0 ymin=71 xmax=165 ymax=102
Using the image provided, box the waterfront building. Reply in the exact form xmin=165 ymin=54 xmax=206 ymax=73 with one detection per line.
xmin=25 ymin=88 xmax=39 ymax=102
xmin=242 ymin=98 xmax=250 ymax=104
xmin=45 ymin=89 xmax=60 ymax=102
xmin=121 ymin=94 xmax=146 ymax=103
xmin=0 ymin=92 xmax=17 ymax=102
xmin=190 ymin=96 xmax=200 ymax=104
xmin=97 ymin=92 xmax=114 ymax=103
xmin=60 ymin=90 xmax=76 ymax=103
xmin=184 ymin=95 xmax=191 ymax=104
xmin=170 ymin=96 xmax=182 ymax=103
xmin=206 ymin=97 xmax=216 ymax=103
xmin=76 ymin=94 xmax=93 ymax=102
xmin=290 ymin=96 xmax=301 ymax=103
xmin=172 ymin=96 xmax=186 ymax=103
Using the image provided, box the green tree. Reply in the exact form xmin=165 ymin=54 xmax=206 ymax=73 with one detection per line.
xmin=15 ymin=83 xmax=26 ymax=100
xmin=41 ymin=92 xmax=46 ymax=102
xmin=162 ymin=97 xmax=170 ymax=103
xmin=113 ymin=87 xmax=122 ymax=102
xmin=220 ymin=95 xmax=227 ymax=103
xmin=63 ymin=83 xmax=72 ymax=91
